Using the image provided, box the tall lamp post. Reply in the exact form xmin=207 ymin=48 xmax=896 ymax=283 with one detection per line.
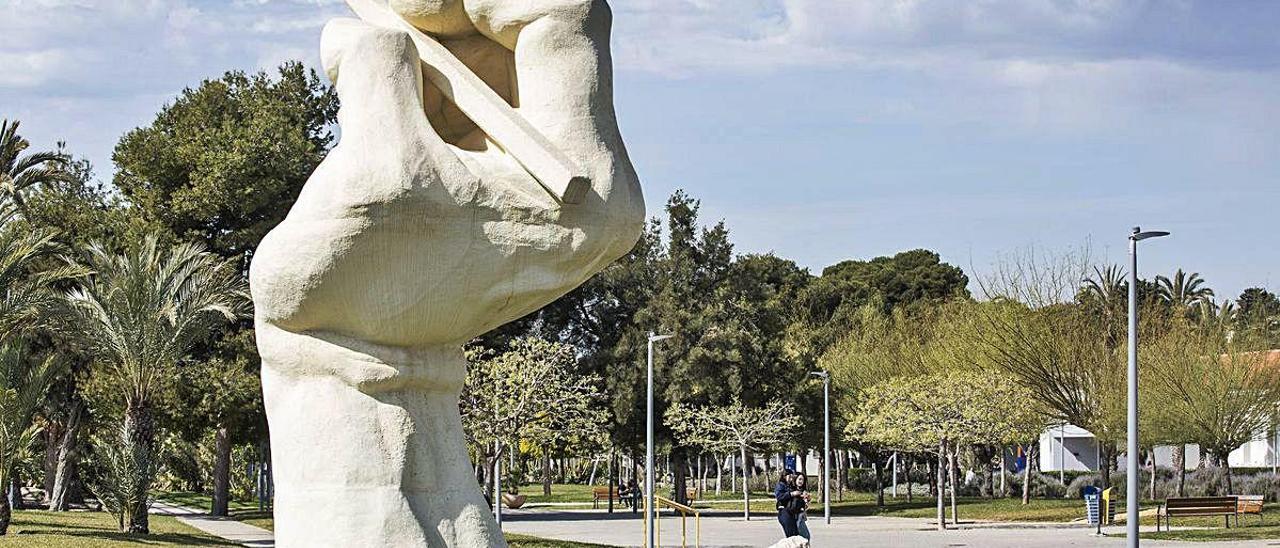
xmin=810 ymin=371 xmax=831 ymax=524
xmin=647 ymin=332 xmax=673 ymax=548
xmin=1127 ymin=226 xmax=1169 ymax=548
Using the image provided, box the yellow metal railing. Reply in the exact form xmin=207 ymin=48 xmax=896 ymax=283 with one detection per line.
xmin=642 ymin=495 xmax=701 ymax=547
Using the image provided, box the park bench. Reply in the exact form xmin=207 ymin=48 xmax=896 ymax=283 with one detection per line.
xmin=591 ymin=486 xmax=698 ymax=508
xmin=1156 ymin=496 xmax=1238 ymax=531
xmin=592 ymin=486 xmax=620 ymax=508
xmin=1236 ymin=495 xmax=1264 ymax=525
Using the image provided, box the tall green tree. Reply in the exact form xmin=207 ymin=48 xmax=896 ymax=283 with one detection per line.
xmin=610 ymin=191 xmax=736 ymax=504
xmin=112 ymin=62 xmax=338 ymax=260
xmin=1236 ymin=287 xmax=1280 ymax=346
xmin=64 ymin=237 xmax=248 ymax=533
xmin=112 ymin=60 xmax=336 ymax=514
xmin=821 ymin=249 xmax=969 ymax=313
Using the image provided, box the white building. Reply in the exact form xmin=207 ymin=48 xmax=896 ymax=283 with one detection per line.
xmin=1039 ymin=424 xmax=1279 ymax=472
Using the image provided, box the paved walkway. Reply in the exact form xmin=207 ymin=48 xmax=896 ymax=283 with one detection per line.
xmin=143 ymin=503 xmax=1276 ymax=548
xmin=502 ymin=509 xmax=1275 ymax=547
xmin=151 ymin=500 xmax=274 ymax=547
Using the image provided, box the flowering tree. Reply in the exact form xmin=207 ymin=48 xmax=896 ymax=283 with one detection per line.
xmin=666 ymin=399 xmax=799 ymax=520
xmin=850 ymin=372 xmax=1043 ymax=530
xmin=460 ymin=338 xmax=608 ymax=494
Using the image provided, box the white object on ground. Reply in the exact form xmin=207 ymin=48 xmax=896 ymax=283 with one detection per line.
xmin=768 ymin=535 xmax=811 ymax=548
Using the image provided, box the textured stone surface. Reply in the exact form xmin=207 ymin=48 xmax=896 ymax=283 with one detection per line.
xmin=248 ymin=1 xmax=642 ymax=546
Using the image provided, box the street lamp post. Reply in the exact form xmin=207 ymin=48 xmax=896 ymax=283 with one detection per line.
xmin=647 ymin=332 xmax=672 ymax=548
xmin=810 ymin=370 xmax=831 ymax=524
xmin=1127 ymin=226 xmax=1169 ymax=548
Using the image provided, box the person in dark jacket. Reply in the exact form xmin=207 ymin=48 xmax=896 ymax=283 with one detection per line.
xmin=775 ymin=471 xmax=799 ymax=538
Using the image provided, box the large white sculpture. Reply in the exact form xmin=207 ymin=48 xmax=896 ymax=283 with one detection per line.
xmin=248 ymin=0 xmax=643 ymax=545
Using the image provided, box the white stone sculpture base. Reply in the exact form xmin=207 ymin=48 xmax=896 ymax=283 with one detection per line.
xmin=260 ymin=325 xmax=503 ymax=548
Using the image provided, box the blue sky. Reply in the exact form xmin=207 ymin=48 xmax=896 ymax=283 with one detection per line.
xmin=2 ymin=0 xmax=1277 ymax=300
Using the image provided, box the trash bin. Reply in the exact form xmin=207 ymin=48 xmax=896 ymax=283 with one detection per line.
xmin=1083 ymin=485 xmax=1101 ymax=526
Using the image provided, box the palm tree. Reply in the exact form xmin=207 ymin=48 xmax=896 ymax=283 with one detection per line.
xmin=64 ymin=236 xmax=248 ymax=533
xmin=0 ymin=347 xmax=61 ymax=535
xmin=1157 ymin=269 xmax=1215 ymax=312
xmin=1079 ymin=265 xmax=1129 ymax=347
xmin=1079 ymin=265 xmax=1127 ymax=308
xmin=0 ymin=206 xmax=81 ymax=335
xmin=0 ymin=119 xmax=74 ymax=205
xmin=0 ymin=204 xmax=79 ymax=534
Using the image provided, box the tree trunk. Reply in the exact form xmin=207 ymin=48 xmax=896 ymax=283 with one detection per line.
xmin=906 ymin=454 xmax=913 ymax=503
xmin=715 ymin=453 xmax=722 ymax=496
xmin=985 ymin=447 xmax=995 ymax=498
xmin=947 ymin=448 xmax=958 ymax=525
xmin=936 ymin=443 xmax=946 ymax=530
xmin=1022 ymin=444 xmax=1033 ymax=505
xmin=815 ymin=450 xmax=823 ymax=505
xmin=542 ymin=452 xmax=552 ymax=496
xmin=730 ymin=453 xmax=736 ymax=493
xmin=122 ymin=403 xmax=155 ymax=534
xmin=838 ymin=450 xmax=846 ymax=502
xmin=702 ymin=455 xmax=710 ymax=496
xmin=212 ymin=425 xmax=232 ymax=516
xmin=672 ymin=447 xmax=688 ymax=505
xmin=1174 ymin=445 xmax=1186 ymax=497
xmin=48 ymin=401 xmax=82 ymax=512
xmin=1222 ymin=453 xmax=1234 ymax=494
xmin=0 ymin=480 xmax=9 ymax=536
xmin=872 ymin=454 xmax=884 ymax=507
xmin=1099 ymin=443 xmax=1112 ymax=490
xmin=1148 ymin=449 xmax=1156 ymax=501
xmin=42 ymin=422 xmax=63 ymax=504
xmin=928 ymin=455 xmax=937 ymax=498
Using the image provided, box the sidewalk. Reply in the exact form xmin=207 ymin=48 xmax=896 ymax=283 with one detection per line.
xmin=501 ymin=509 xmax=1272 ymax=547
xmin=151 ymin=500 xmax=274 ymax=547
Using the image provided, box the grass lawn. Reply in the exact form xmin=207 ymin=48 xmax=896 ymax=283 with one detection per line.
xmin=156 ymin=491 xmax=275 ymax=530
xmin=1 ymin=506 xmax=610 ymax=548
xmin=505 ymin=533 xmax=610 ymax=547
xmin=156 ymin=491 xmax=261 ymax=513
xmin=0 ymin=509 xmax=234 ymax=546
xmin=869 ymin=497 xmax=1083 ymax=522
xmin=1144 ymin=525 xmax=1280 ymax=542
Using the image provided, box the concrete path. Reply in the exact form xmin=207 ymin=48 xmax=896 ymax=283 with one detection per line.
xmin=151 ymin=500 xmax=274 ymax=547
xmin=502 ymin=509 xmax=1275 ymax=548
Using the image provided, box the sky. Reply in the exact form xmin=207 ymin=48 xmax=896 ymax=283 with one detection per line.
xmin=2 ymin=0 xmax=1278 ymax=301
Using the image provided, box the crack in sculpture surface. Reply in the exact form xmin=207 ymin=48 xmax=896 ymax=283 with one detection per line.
xmin=248 ymin=1 xmax=643 ymax=546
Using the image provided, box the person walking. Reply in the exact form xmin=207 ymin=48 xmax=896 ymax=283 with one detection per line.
xmin=774 ymin=471 xmax=800 ymax=538
xmin=791 ymin=475 xmax=812 ymax=541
